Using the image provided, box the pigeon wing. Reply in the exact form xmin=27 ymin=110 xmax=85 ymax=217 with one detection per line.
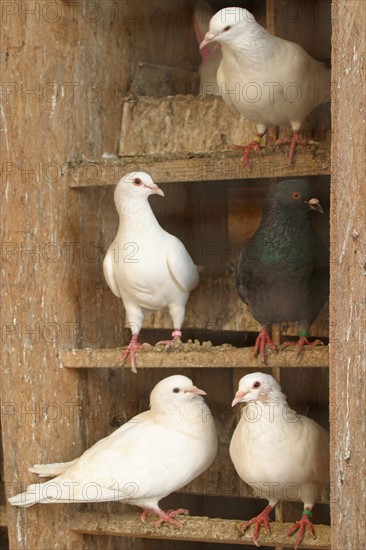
xmin=103 ymin=246 xmax=121 ymax=298
xmin=166 ymin=238 xmax=199 ymax=293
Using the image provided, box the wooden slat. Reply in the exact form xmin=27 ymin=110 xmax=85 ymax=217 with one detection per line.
xmin=66 ymin=148 xmax=331 ymax=188
xmin=266 ymin=0 xmax=331 ymax=62
xmin=330 ymin=1 xmax=366 ymax=549
xmin=61 ymin=345 xmax=329 ymax=369
xmin=71 ymin=512 xmax=331 ymax=548
xmin=0 ymin=505 xmax=7 ymax=528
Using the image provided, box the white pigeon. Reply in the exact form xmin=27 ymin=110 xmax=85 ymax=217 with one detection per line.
xmin=230 ymin=372 xmax=329 ymax=549
xmin=200 ymin=7 xmax=330 ymax=167
xmin=103 ymin=172 xmax=200 ymax=372
xmin=8 ymin=375 xmax=218 ymax=526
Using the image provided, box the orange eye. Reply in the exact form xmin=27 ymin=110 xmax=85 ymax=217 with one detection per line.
xmin=133 ymin=178 xmax=142 ymax=186
xmin=292 ymin=192 xmax=301 ymax=199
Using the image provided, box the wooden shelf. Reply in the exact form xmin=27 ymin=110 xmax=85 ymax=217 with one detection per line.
xmin=66 ymin=148 xmax=330 ymax=188
xmin=71 ymin=512 xmax=331 ymax=548
xmin=61 ymin=345 xmax=329 ymax=369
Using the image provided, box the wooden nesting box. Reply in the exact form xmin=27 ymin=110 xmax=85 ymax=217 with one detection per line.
xmin=1 ymin=1 xmax=365 ymax=550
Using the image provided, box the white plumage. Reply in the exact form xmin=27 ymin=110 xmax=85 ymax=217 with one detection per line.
xmin=230 ymin=372 xmax=329 ymax=548
xmin=9 ymin=375 xmax=218 ymax=526
xmin=103 ymin=172 xmax=200 ymax=372
xmin=200 ymin=7 xmax=330 ymax=166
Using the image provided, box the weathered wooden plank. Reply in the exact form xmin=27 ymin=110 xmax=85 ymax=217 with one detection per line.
xmin=61 ymin=345 xmax=329 ymax=369
xmin=330 ymin=1 xmax=366 ymax=549
xmin=128 ymin=1 xmax=200 ymax=79
xmin=0 ymin=505 xmax=7 ymax=528
xmin=266 ymin=0 xmax=331 ymax=62
xmin=1 ymin=2 xmax=135 ymax=549
xmin=67 ymin=147 xmax=331 ymax=188
xmin=119 ymin=95 xmax=257 ymax=156
xmin=71 ymin=512 xmax=331 ymax=548
xmin=119 ymin=95 xmax=330 ymax=158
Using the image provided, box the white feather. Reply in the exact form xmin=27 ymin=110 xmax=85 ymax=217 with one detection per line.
xmin=230 ymin=372 xmax=329 ymax=508
xmin=9 ymin=376 xmax=218 ymax=510
xmin=203 ymin=7 xmax=330 ymax=134
xmin=104 ymin=172 xmax=199 ymax=334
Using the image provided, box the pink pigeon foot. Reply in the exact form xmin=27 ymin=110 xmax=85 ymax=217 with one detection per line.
xmin=275 ymin=130 xmax=315 ymax=164
xmin=287 ymin=511 xmax=316 ymax=549
xmin=232 ymin=132 xmax=266 ymax=169
xmin=121 ymin=333 xmax=142 ymax=373
xmin=254 ymin=327 xmax=277 ymax=362
xmin=156 ymin=330 xmax=182 ymax=347
xmin=241 ymin=504 xmax=274 ymax=547
xmin=140 ymin=507 xmax=188 ymax=527
xmin=281 ymin=335 xmax=323 ymax=354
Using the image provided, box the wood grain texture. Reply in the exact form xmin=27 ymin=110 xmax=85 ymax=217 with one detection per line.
xmin=330 ymin=1 xmax=366 ymax=549
xmin=71 ymin=512 xmax=331 ymax=548
xmin=119 ymin=95 xmax=331 ymax=158
xmin=1 ymin=1 xmax=133 ymax=548
xmin=0 ymin=506 xmax=7 ymax=528
xmin=67 ymin=148 xmax=331 ymax=187
xmin=266 ymin=0 xmax=331 ymax=62
xmin=119 ymin=95 xmax=257 ymax=156
xmin=61 ymin=346 xmax=329 ymax=369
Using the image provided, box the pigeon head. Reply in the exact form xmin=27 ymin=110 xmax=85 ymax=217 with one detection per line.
xmin=232 ymin=372 xmax=286 ymax=406
xmin=200 ymin=7 xmax=256 ymax=49
xmin=150 ymin=375 xmax=207 ymax=408
xmin=114 ymin=172 xmax=164 ymax=210
xmin=265 ymin=179 xmax=324 ymax=215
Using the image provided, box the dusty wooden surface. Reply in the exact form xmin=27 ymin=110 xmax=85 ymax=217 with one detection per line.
xmin=119 ymin=95 xmax=258 ymax=156
xmin=119 ymin=95 xmax=330 ymax=158
xmin=67 ymin=146 xmax=331 ymax=187
xmin=72 ymin=512 xmax=331 ymax=548
xmin=1 ymin=1 xmax=134 ymax=549
xmin=61 ymin=345 xmax=329 ymax=369
xmin=330 ymin=1 xmax=366 ymax=549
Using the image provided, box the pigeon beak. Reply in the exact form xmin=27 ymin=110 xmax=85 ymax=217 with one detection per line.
xmin=146 ymin=183 xmax=165 ymax=197
xmin=185 ymin=385 xmax=207 ymax=396
xmin=232 ymin=390 xmax=247 ymax=407
xmin=306 ymin=198 xmax=323 ymax=214
xmin=199 ymin=32 xmax=216 ymax=50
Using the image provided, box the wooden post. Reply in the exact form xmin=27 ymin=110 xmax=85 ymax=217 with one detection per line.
xmin=330 ymin=1 xmax=366 ymax=548
xmin=1 ymin=1 xmax=133 ymax=548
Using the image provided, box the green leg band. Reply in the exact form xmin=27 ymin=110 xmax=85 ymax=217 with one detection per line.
xmin=302 ymin=509 xmax=313 ymax=518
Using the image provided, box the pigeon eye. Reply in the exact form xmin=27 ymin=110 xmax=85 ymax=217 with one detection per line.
xmin=133 ymin=178 xmax=142 ymax=186
xmin=173 ymin=388 xmax=180 ymax=393
xmin=252 ymin=381 xmax=261 ymax=389
xmin=292 ymin=192 xmax=301 ymax=199
xmin=223 ymin=25 xmax=231 ymax=31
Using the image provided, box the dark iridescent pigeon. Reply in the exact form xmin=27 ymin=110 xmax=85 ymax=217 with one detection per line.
xmin=236 ymin=179 xmax=329 ymax=361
